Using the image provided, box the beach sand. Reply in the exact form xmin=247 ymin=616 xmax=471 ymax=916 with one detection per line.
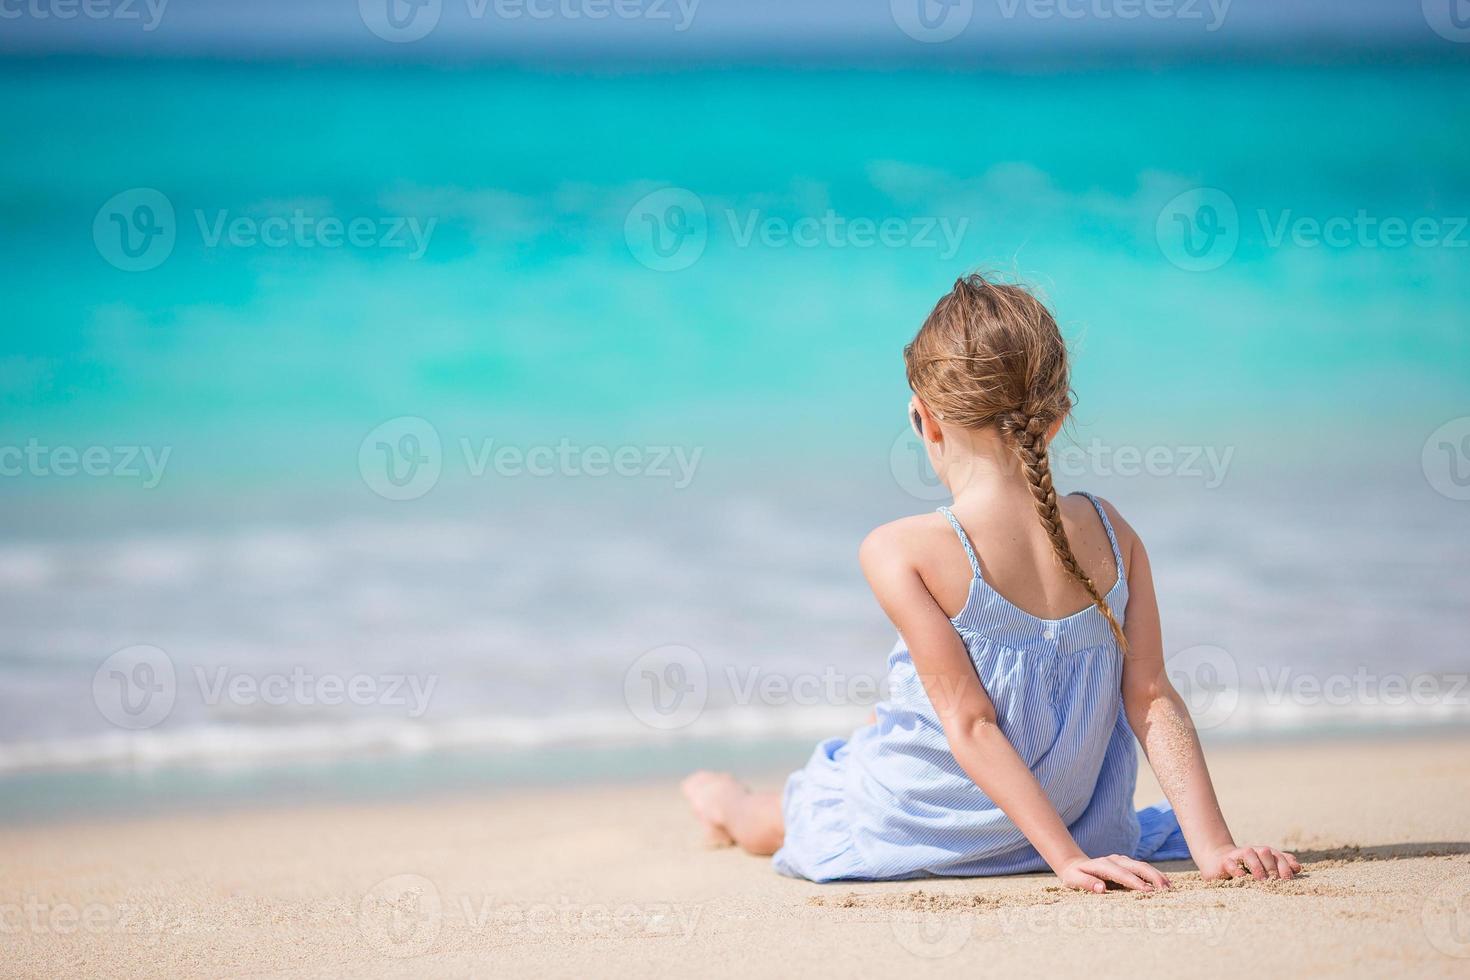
xmin=2 ymin=734 xmax=1468 ymax=978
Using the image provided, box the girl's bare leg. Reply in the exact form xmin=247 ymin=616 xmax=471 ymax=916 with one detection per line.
xmin=680 ymin=771 xmax=785 ymax=855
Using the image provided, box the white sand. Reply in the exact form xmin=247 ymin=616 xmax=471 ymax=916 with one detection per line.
xmin=2 ymin=734 xmax=1468 ymax=978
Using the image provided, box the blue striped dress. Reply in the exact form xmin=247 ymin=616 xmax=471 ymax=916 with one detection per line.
xmin=771 ymin=493 xmax=1190 ymax=882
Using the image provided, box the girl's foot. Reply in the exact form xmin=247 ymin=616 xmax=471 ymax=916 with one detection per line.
xmin=680 ymin=770 xmax=742 ymax=847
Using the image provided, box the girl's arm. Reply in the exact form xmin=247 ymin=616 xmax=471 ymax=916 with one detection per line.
xmin=860 ymin=524 xmax=1170 ymax=894
xmin=1112 ymin=509 xmax=1302 ymax=881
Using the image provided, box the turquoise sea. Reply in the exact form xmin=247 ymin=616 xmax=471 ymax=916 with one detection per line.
xmin=1 ymin=59 xmax=1468 ymax=813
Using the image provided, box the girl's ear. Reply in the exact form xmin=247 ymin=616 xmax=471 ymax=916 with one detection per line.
xmin=1046 ymin=415 xmax=1066 ymax=443
xmin=912 ymin=397 xmax=943 ymax=445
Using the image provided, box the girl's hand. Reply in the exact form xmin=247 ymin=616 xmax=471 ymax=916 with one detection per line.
xmin=1201 ymin=844 xmax=1301 ymax=881
xmin=1058 ymin=854 xmax=1172 ymax=893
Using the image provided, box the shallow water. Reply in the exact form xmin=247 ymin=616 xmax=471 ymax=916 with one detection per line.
xmin=1 ymin=60 xmax=1467 ymax=788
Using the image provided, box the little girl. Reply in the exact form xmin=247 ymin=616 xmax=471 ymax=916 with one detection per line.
xmin=683 ymin=275 xmax=1300 ymax=892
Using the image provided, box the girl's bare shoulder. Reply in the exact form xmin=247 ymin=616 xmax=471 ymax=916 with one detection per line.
xmin=1059 ymin=493 xmax=1144 ymax=568
xmin=859 ymin=511 xmax=957 ymax=563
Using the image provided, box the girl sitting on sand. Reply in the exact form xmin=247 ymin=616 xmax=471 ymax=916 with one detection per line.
xmin=683 ymin=274 xmax=1300 ymax=892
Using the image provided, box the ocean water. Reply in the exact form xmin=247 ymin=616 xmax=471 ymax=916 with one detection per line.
xmin=1 ymin=59 xmax=1468 ymax=804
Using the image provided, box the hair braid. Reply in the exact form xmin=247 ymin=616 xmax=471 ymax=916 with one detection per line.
xmin=1000 ymin=412 xmax=1129 ymax=651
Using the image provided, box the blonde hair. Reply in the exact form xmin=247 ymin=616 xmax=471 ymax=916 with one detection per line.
xmin=904 ymin=274 xmax=1126 ymax=650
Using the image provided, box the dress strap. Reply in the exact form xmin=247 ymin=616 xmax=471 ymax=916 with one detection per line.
xmin=1074 ymin=492 xmax=1125 ymax=582
xmin=936 ymin=506 xmax=983 ymax=581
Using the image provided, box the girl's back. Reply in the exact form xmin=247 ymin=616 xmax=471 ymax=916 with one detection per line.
xmin=904 ymin=491 xmax=1125 ymax=623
